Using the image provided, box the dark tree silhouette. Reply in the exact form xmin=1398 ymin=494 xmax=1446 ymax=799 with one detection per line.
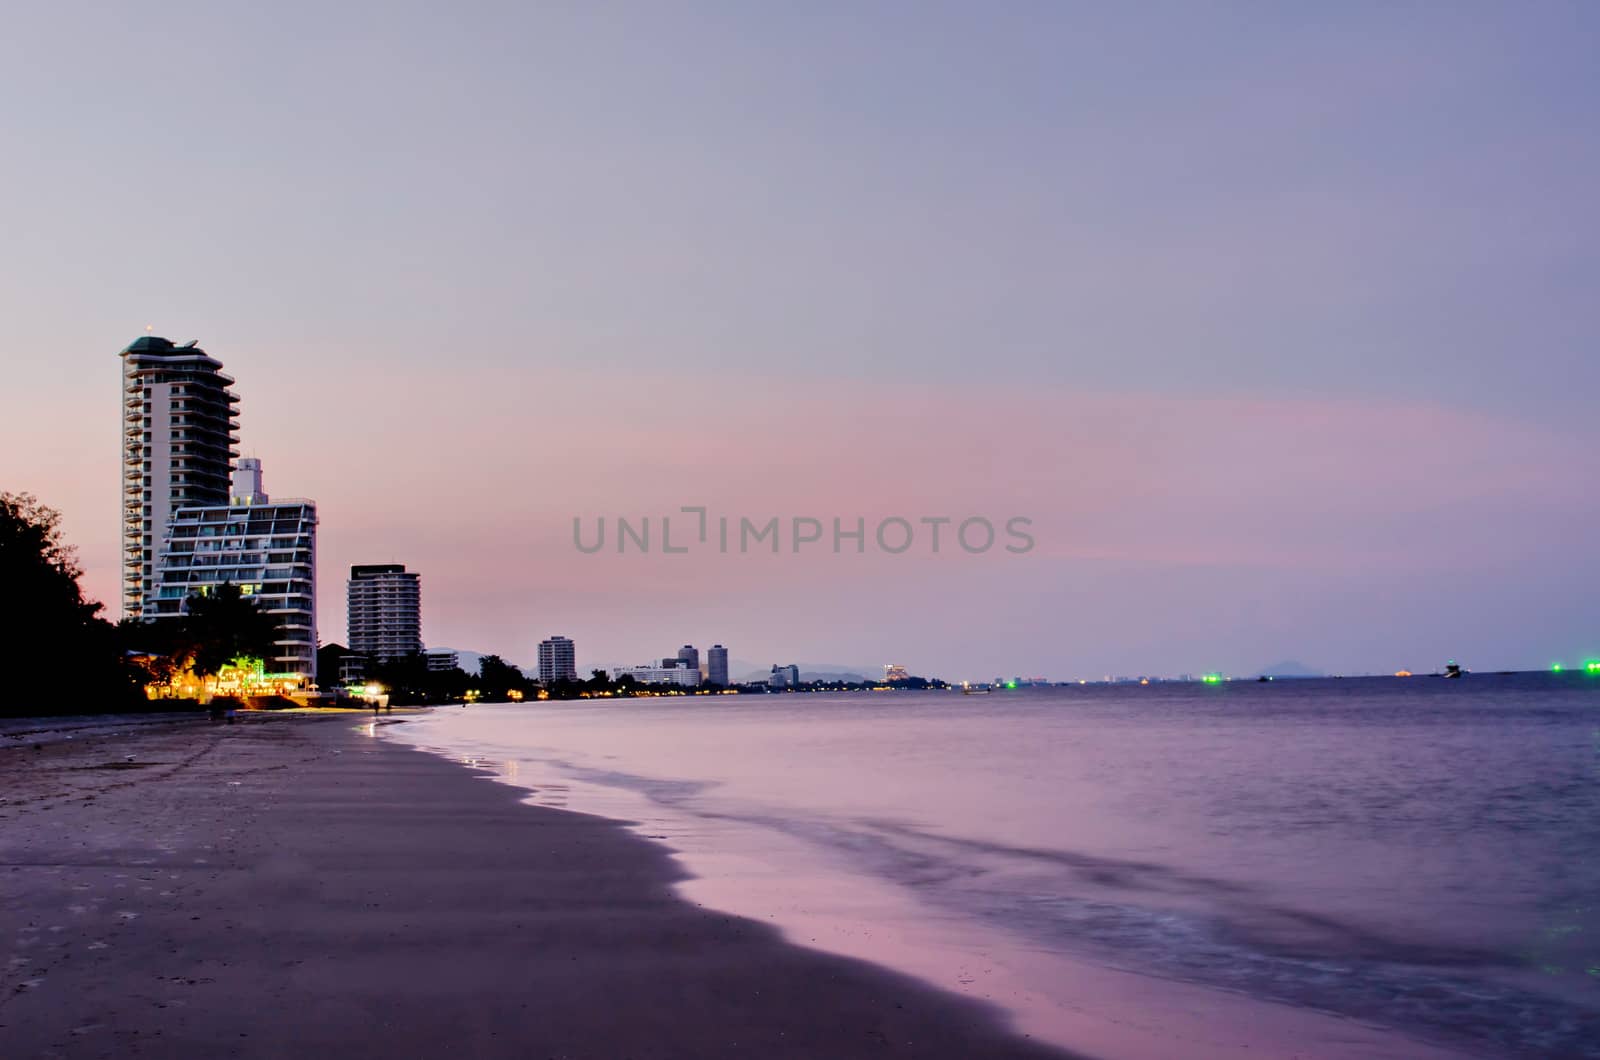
xmin=477 ymin=654 xmax=527 ymax=700
xmin=181 ymin=583 xmax=280 ymax=678
xmin=1 ymin=492 xmax=140 ymax=713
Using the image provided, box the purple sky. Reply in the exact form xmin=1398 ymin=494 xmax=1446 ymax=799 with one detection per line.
xmin=3 ymin=3 xmax=1597 ymax=678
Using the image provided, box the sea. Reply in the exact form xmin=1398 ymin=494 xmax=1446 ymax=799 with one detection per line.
xmin=388 ymin=674 xmax=1600 ymax=1059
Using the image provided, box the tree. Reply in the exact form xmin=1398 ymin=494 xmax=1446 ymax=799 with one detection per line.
xmin=317 ymin=642 xmax=357 ymax=688
xmin=1 ymin=492 xmax=139 ymax=712
xmin=478 ymin=654 xmax=527 ymax=700
xmin=363 ymin=651 xmax=472 ymax=705
xmin=181 ymin=583 xmax=280 ymax=678
xmin=1 ymin=491 xmax=98 ymax=628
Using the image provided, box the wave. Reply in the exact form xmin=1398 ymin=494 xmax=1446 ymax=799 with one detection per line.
xmin=518 ymin=750 xmax=1600 ymax=1059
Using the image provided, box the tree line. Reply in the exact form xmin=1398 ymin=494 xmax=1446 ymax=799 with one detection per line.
xmin=2 ymin=492 xmax=279 ymax=717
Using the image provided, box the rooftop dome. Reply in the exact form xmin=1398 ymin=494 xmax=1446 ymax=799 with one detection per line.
xmin=120 ymin=336 xmax=204 ymax=356
xmin=122 ymin=335 xmax=175 ymax=354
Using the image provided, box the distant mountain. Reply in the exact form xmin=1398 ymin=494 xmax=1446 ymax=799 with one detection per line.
xmin=431 ymin=649 xmax=534 ymax=679
xmin=1255 ymin=660 xmax=1324 ymax=678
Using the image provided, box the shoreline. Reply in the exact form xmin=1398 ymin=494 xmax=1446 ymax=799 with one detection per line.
xmin=0 ymin=711 xmax=1074 ymax=1058
xmin=391 ymin=703 xmax=1483 ymax=1060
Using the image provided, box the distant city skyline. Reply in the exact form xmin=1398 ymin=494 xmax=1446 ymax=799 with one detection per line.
xmin=4 ymin=5 xmax=1597 ymax=677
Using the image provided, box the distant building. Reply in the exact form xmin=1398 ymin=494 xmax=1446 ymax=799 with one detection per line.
xmin=612 ymin=663 xmax=699 ymax=688
xmin=707 ymin=644 xmax=729 ymax=686
xmin=146 ymin=460 xmax=317 ymax=679
xmin=769 ymin=663 xmax=801 ymax=689
xmin=425 ymin=649 xmax=459 ymax=673
xmin=883 ymin=664 xmax=910 ymax=683
xmin=677 ymin=644 xmax=700 ymax=676
xmin=339 ymin=654 xmax=367 ymax=685
xmin=120 ymin=335 xmax=240 ymax=619
xmin=537 ymin=635 xmax=577 ymax=683
xmin=316 ymin=642 xmax=359 ymax=687
xmin=348 ymin=564 xmax=422 ymax=661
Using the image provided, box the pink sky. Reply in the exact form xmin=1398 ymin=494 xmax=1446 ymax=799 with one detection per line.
xmin=6 ymin=359 xmax=1591 ymax=680
xmin=3 ymin=5 xmax=1596 ymax=678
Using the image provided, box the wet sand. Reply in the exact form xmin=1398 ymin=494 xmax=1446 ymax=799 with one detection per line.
xmin=0 ymin=713 xmax=1072 ymax=1058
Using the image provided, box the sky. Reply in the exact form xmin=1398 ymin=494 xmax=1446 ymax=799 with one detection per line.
xmin=2 ymin=2 xmax=1597 ymax=679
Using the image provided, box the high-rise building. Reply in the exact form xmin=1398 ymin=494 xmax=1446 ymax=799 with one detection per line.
xmin=348 ymin=564 xmax=422 ymax=661
xmin=537 ymin=635 xmax=577 ymax=683
xmin=707 ymin=644 xmax=729 ymax=686
xmin=147 ymin=460 xmax=317 ymax=679
xmin=676 ymin=644 xmax=700 ymax=676
xmin=120 ymin=335 xmax=240 ymax=619
xmin=425 ymin=649 xmax=459 ymax=673
xmin=769 ymin=663 xmax=800 ymax=689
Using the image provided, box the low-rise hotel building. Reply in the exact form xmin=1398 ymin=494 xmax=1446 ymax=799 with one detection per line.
xmin=147 ymin=459 xmax=318 ymax=681
xmin=611 ymin=663 xmax=701 ymax=688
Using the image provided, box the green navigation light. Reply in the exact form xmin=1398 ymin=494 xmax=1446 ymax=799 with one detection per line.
xmin=1586 ymin=660 xmax=1600 ymax=674
xmin=1553 ymin=663 xmax=1564 ymax=673
xmin=1202 ymin=673 xmax=1223 ymax=684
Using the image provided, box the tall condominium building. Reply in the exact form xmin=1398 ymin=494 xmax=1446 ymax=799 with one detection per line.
xmin=769 ymin=663 xmax=801 ymax=689
xmin=148 ymin=460 xmax=318 ymax=678
xmin=120 ymin=335 xmax=240 ymax=619
xmin=537 ymin=635 xmax=577 ymax=683
xmin=676 ymin=644 xmax=700 ymax=675
xmin=707 ymin=644 xmax=729 ymax=686
xmin=348 ymin=564 xmax=422 ymax=661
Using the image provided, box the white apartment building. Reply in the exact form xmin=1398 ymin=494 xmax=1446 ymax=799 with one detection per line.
xmin=610 ymin=663 xmax=701 ymax=688
xmin=147 ymin=460 xmax=318 ymax=679
xmin=120 ymin=335 xmax=239 ymax=619
xmin=348 ymin=564 xmax=423 ymax=661
xmin=537 ymin=635 xmax=577 ymax=683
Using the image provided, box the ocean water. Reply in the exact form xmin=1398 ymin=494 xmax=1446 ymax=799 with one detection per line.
xmin=391 ymin=675 xmax=1600 ymax=1058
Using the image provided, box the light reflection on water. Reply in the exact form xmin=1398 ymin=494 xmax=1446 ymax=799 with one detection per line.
xmin=390 ymin=677 xmax=1600 ymax=1059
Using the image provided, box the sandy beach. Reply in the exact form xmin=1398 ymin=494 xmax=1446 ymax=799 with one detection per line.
xmin=0 ymin=712 xmax=1072 ymax=1058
